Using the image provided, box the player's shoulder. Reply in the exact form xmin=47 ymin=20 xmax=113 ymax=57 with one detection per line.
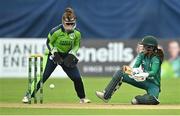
xmin=73 ymin=28 xmax=81 ymax=37
xmin=49 ymin=24 xmax=63 ymax=35
xmin=74 ymin=27 xmax=80 ymax=32
xmin=74 ymin=27 xmax=81 ymax=34
xmin=137 ymin=52 xmax=145 ymax=57
xmin=135 ymin=52 xmax=145 ymax=62
xmin=152 ymin=55 xmax=161 ymax=63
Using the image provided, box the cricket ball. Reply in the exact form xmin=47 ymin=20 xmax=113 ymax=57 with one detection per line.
xmin=49 ymin=84 xmax=55 ymax=89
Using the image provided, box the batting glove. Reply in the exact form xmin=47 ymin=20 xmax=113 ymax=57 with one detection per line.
xmin=133 ymin=72 xmax=149 ymax=82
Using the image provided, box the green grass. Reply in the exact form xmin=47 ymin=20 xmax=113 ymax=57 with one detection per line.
xmin=0 ymin=77 xmax=180 ymax=115
xmin=1 ymin=108 xmax=180 ymax=115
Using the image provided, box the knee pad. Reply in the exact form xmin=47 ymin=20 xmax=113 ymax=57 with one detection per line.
xmin=132 ymin=94 xmax=160 ymax=105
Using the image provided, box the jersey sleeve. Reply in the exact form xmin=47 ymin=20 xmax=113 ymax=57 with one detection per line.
xmin=46 ymin=27 xmax=59 ymax=51
xmin=148 ymin=56 xmax=161 ymax=77
xmin=133 ymin=53 xmax=144 ymax=68
xmin=46 ymin=33 xmax=53 ymax=51
xmin=69 ymin=31 xmax=81 ymax=56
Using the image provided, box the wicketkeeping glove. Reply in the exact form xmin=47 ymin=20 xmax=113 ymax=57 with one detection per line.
xmin=64 ymin=54 xmax=78 ymax=68
xmin=50 ymin=52 xmax=63 ymax=64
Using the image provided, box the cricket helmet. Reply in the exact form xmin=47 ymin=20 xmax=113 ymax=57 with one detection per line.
xmin=141 ymin=36 xmax=158 ymax=47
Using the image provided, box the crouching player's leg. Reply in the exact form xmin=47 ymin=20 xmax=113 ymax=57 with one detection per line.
xmin=96 ymin=69 xmax=160 ymax=105
xmin=131 ymin=85 xmax=160 ymax=105
xmin=122 ymin=73 xmax=160 ymax=105
xmin=96 ymin=69 xmax=123 ymax=102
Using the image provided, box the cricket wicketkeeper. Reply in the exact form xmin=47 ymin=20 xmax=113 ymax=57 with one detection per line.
xmin=96 ymin=36 xmax=164 ymax=105
xmin=22 ymin=7 xmax=90 ymax=103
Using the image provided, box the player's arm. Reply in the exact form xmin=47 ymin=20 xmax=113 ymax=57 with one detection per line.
xmin=131 ymin=53 xmax=148 ymax=82
xmin=46 ymin=26 xmax=60 ymax=53
xmin=64 ymin=31 xmax=81 ymax=68
xmin=46 ymin=33 xmax=54 ymax=51
xmin=69 ymin=31 xmax=81 ymax=56
xmin=47 ymin=33 xmax=63 ymax=64
xmin=147 ymin=56 xmax=161 ymax=77
xmin=123 ymin=53 xmax=144 ymax=76
xmin=133 ymin=56 xmax=160 ymax=81
xmin=46 ymin=27 xmax=64 ymax=64
xmin=133 ymin=53 xmax=144 ymax=68
xmin=47 ymin=33 xmax=57 ymax=52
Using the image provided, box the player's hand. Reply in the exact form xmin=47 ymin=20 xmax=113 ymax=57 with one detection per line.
xmin=51 ymin=47 xmax=58 ymax=54
xmin=132 ymin=67 xmax=143 ymax=75
xmin=122 ymin=65 xmax=133 ymax=75
xmin=50 ymin=52 xmax=63 ymax=64
xmin=64 ymin=54 xmax=78 ymax=68
xmin=133 ymin=72 xmax=149 ymax=82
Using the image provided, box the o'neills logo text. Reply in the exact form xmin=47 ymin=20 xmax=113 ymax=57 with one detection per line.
xmin=78 ymin=42 xmax=134 ymax=62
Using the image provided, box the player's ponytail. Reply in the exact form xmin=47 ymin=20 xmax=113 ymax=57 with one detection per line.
xmin=65 ymin=7 xmax=74 ymax=16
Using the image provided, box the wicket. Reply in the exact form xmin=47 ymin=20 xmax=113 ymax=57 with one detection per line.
xmin=28 ymin=54 xmax=43 ymax=104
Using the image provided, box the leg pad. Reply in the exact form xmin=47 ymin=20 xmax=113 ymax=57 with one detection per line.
xmin=104 ymin=70 xmax=123 ymax=99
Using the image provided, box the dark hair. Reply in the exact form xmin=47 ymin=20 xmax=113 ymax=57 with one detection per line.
xmin=155 ymin=48 xmax=164 ymax=63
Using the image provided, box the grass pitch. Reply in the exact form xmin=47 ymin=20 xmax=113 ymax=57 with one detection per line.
xmin=0 ymin=77 xmax=180 ymax=115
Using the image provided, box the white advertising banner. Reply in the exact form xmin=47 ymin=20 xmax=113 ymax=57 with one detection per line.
xmin=2 ymin=38 xmax=176 ymax=77
xmin=0 ymin=38 xmax=67 ymax=78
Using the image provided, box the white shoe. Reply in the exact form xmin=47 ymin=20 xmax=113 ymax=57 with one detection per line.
xmin=22 ymin=96 xmax=29 ymax=103
xmin=131 ymin=98 xmax=138 ymax=105
xmin=80 ymin=98 xmax=91 ymax=103
xmin=95 ymin=91 xmax=109 ymax=103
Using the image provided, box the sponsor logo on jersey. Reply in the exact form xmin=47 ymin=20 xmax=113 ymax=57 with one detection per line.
xmin=60 ymin=40 xmax=71 ymax=45
xmin=69 ymin=33 xmax=75 ymax=40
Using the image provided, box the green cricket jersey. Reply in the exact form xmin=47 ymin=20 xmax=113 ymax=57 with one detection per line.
xmin=133 ymin=52 xmax=161 ymax=87
xmin=47 ymin=24 xmax=81 ymax=56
